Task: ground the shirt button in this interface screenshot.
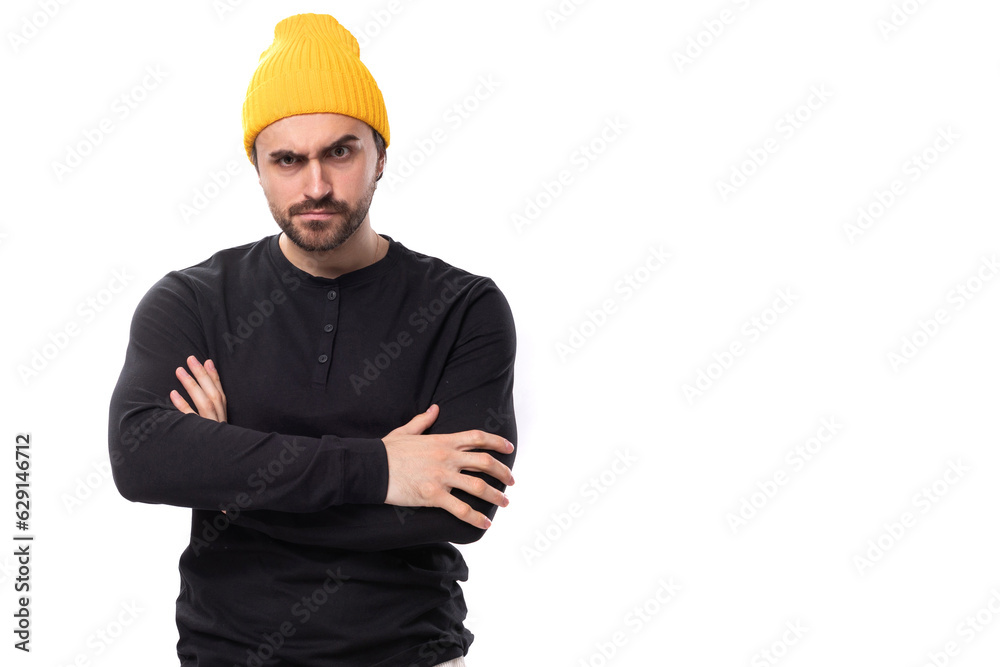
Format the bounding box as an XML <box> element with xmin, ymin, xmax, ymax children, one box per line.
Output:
<box><xmin>318</xmin><ymin>354</ymin><xmax>329</xmax><ymax>364</ymax></box>
<box><xmin>324</xmin><ymin>324</ymin><xmax>334</xmax><ymax>333</ymax></box>
<box><xmin>327</xmin><ymin>290</ymin><xmax>337</xmax><ymax>300</ymax></box>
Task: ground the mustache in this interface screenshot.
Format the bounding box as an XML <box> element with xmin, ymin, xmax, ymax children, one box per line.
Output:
<box><xmin>288</xmin><ymin>197</ymin><xmax>349</xmax><ymax>216</ymax></box>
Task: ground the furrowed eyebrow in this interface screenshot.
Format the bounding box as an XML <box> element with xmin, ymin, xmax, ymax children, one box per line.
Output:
<box><xmin>268</xmin><ymin>134</ymin><xmax>362</xmax><ymax>161</ymax></box>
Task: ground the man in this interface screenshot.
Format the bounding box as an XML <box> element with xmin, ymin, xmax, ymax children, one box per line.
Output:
<box><xmin>108</xmin><ymin>13</ymin><xmax>517</xmax><ymax>667</ymax></box>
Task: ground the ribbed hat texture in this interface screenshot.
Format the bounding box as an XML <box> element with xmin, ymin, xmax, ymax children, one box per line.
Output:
<box><xmin>242</xmin><ymin>13</ymin><xmax>390</xmax><ymax>162</ymax></box>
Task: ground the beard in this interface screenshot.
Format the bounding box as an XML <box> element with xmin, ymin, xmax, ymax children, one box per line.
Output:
<box><xmin>269</xmin><ymin>175</ymin><xmax>377</xmax><ymax>253</ymax></box>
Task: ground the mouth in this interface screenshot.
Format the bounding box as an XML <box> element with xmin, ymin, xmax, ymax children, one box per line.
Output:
<box><xmin>296</xmin><ymin>210</ymin><xmax>338</xmax><ymax>220</ymax></box>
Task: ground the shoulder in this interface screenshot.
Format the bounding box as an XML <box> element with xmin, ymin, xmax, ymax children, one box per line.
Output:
<box><xmin>139</xmin><ymin>236</ymin><xmax>273</xmax><ymax>311</ymax></box>
<box><xmin>172</xmin><ymin>236</ymin><xmax>271</xmax><ymax>287</ymax></box>
<box><xmin>391</xmin><ymin>239</ymin><xmax>516</xmax><ymax>340</ymax></box>
<box><xmin>391</xmin><ymin>239</ymin><xmax>510</xmax><ymax>307</ymax></box>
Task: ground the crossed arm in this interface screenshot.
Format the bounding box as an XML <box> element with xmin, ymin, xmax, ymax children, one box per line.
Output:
<box><xmin>110</xmin><ymin>274</ymin><xmax>517</xmax><ymax>549</ymax></box>
<box><xmin>170</xmin><ymin>354</ymin><xmax>514</xmax><ymax>530</ymax></box>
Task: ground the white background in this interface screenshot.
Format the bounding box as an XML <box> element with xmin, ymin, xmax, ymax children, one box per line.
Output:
<box><xmin>3</xmin><ymin>0</ymin><xmax>1000</xmax><ymax>665</ymax></box>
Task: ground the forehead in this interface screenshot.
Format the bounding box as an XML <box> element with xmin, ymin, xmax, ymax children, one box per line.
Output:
<box><xmin>256</xmin><ymin>113</ymin><xmax>369</xmax><ymax>151</ymax></box>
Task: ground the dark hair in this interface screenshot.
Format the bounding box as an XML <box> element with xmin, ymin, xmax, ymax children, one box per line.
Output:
<box><xmin>250</xmin><ymin>125</ymin><xmax>387</xmax><ymax>181</ymax></box>
<box><xmin>372</xmin><ymin>128</ymin><xmax>386</xmax><ymax>182</ymax></box>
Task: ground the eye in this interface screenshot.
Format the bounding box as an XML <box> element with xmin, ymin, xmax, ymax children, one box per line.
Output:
<box><xmin>278</xmin><ymin>155</ymin><xmax>298</xmax><ymax>166</ymax></box>
<box><xmin>330</xmin><ymin>146</ymin><xmax>350</xmax><ymax>158</ymax></box>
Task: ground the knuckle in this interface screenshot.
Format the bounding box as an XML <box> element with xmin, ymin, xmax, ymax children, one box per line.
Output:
<box><xmin>417</xmin><ymin>481</ymin><xmax>437</xmax><ymax>499</ymax></box>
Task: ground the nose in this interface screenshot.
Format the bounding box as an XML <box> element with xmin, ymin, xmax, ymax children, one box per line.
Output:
<box><xmin>302</xmin><ymin>158</ymin><xmax>332</xmax><ymax>201</ymax></box>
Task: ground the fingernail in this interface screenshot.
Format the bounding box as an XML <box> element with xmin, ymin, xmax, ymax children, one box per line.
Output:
<box><xmin>483</xmin><ymin>517</ymin><xmax>492</xmax><ymax>529</ymax></box>
<box><xmin>206</xmin><ymin>359</ymin><xmax>215</xmax><ymax>371</ymax></box>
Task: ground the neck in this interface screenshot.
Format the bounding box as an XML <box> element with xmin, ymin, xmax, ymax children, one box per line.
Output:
<box><xmin>278</xmin><ymin>220</ymin><xmax>385</xmax><ymax>280</ymax></box>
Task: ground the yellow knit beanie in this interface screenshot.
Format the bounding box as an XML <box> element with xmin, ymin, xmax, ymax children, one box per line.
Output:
<box><xmin>242</xmin><ymin>13</ymin><xmax>390</xmax><ymax>163</ymax></box>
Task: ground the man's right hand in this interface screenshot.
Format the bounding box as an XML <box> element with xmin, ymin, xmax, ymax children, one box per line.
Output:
<box><xmin>382</xmin><ymin>404</ymin><xmax>515</xmax><ymax>530</ymax></box>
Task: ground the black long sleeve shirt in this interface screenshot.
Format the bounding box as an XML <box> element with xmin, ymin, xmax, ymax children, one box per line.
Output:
<box><xmin>107</xmin><ymin>233</ymin><xmax>517</xmax><ymax>666</ymax></box>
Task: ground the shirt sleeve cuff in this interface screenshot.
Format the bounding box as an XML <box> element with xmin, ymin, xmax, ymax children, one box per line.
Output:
<box><xmin>326</xmin><ymin>436</ymin><xmax>389</xmax><ymax>505</ymax></box>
